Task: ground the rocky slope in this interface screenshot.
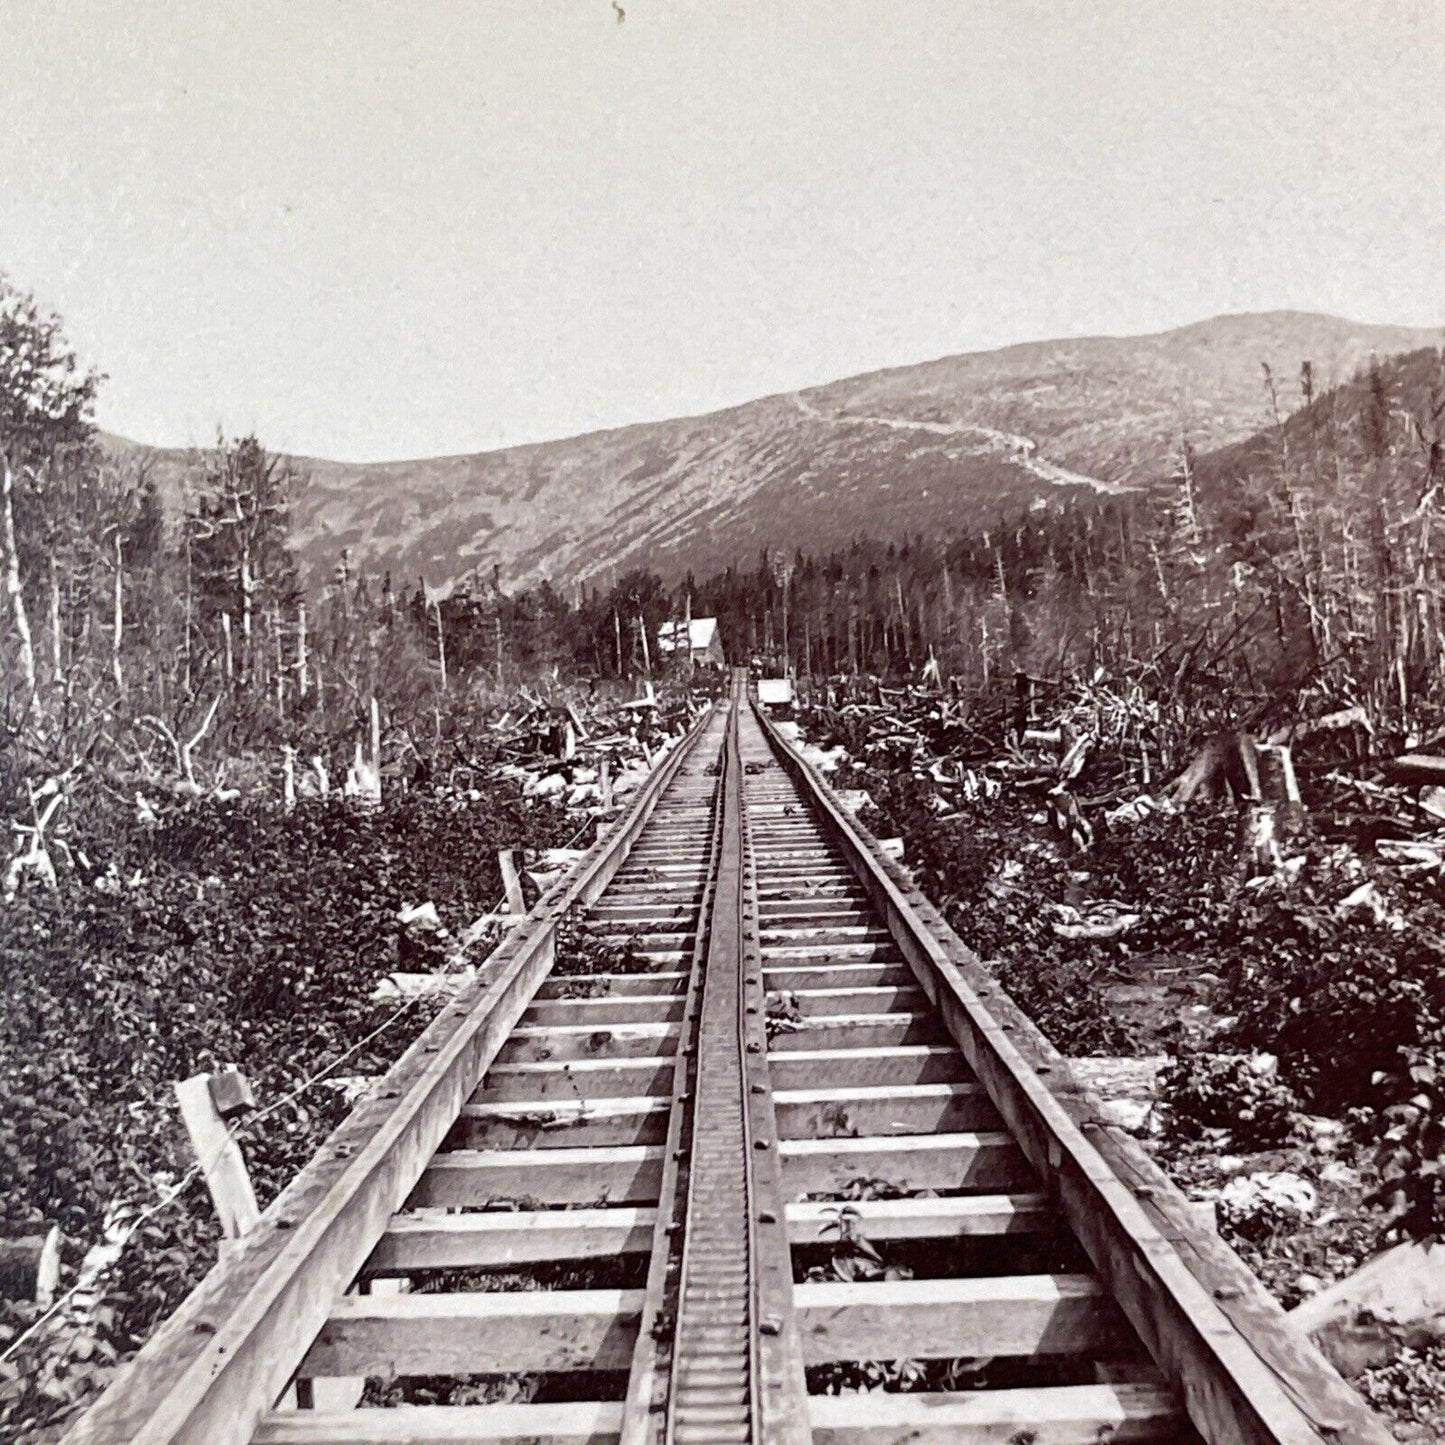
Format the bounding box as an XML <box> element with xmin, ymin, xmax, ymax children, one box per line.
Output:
<box><xmin>107</xmin><ymin>311</ymin><xmax>1439</xmax><ymax>589</ymax></box>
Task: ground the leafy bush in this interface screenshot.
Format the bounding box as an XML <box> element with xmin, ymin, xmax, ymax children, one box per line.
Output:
<box><xmin>1217</xmin><ymin>896</ymin><xmax>1445</xmax><ymax>1115</ymax></box>
<box><xmin>1158</xmin><ymin>1051</ymin><xmax>1298</xmax><ymax>1148</ymax></box>
<box><xmin>0</xmin><ymin>778</ymin><xmax>578</xmax><ymax>1441</ymax></box>
<box><xmin>852</xmin><ymin>765</ymin><xmax>1136</xmax><ymax>1055</ymax></box>
<box><xmin>1365</xmin><ymin>1040</ymin><xmax>1445</xmax><ymax>1242</ymax></box>
<box><xmin>1355</xmin><ymin>1340</ymin><xmax>1445</xmax><ymax>1432</ymax></box>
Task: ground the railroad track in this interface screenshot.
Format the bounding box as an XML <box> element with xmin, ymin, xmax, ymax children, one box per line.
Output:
<box><xmin>65</xmin><ymin>674</ymin><xmax>1389</xmax><ymax>1445</ymax></box>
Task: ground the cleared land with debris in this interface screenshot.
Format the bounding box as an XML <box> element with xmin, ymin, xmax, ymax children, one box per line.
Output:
<box><xmin>791</xmin><ymin>678</ymin><xmax>1445</xmax><ymax>1441</ymax></box>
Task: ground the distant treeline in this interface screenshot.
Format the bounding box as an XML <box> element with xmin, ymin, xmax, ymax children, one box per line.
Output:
<box><xmin>5</xmin><ymin>266</ymin><xmax>1445</xmax><ymax>792</ymax></box>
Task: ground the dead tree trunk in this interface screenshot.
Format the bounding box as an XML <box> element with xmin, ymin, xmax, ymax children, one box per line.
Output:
<box><xmin>111</xmin><ymin>532</ymin><xmax>124</xmax><ymax>695</ymax></box>
<box><xmin>1</xmin><ymin>454</ymin><xmax>37</xmax><ymax>702</ymax></box>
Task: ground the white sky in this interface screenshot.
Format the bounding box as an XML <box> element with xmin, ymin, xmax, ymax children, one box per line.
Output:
<box><xmin>2</xmin><ymin>0</ymin><xmax>1442</xmax><ymax>461</ymax></box>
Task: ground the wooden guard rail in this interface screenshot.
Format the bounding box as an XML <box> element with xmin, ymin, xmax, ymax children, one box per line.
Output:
<box><xmin>751</xmin><ymin>699</ymin><xmax>1390</xmax><ymax>1445</ymax></box>
<box><xmin>61</xmin><ymin>707</ymin><xmax>717</xmax><ymax>1445</ymax></box>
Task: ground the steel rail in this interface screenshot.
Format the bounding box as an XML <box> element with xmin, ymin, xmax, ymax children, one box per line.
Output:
<box><xmin>618</xmin><ymin>699</ymin><xmax>730</xmax><ymax>1444</ymax></box>
<box><xmin>661</xmin><ymin>674</ymin><xmax>809</xmax><ymax>1445</ymax></box>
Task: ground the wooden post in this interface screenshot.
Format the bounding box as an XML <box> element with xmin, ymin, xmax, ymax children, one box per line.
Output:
<box><xmin>273</xmin><ymin>607</ymin><xmax>285</xmax><ymax>718</ymax></box>
<box><xmin>0</xmin><ymin>455</ymin><xmax>37</xmax><ymax>703</ymax></box>
<box><xmin>498</xmin><ymin>848</ymin><xmax>525</xmax><ymax>916</ymax></box>
<box><xmin>48</xmin><ymin>556</ymin><xmax>62</xmax><ymax>690</ymax></box>
<box><xmin>370</xmin><ymin>695</ymin><xmax>382</xmax><ymax>789</ymax></box>
<box><xmin>176</xmin><ymin>1068</ymin><xmax>386</xmax><ymax>1414</ymax></box>
<box><xmin>0</xmin><ymin>1227</ymin><xmax>61</xmax><ymax>1306</ymax></box>
<box><xmin>600</xmin><ymin>756</ymin><xmax>613</xmax><ymax>812</ymax></box>
<box><xmin>174</xmin><ymin>1073</ymin><xmax>260</xmax><ymax>1248</ymax></box>
<box><xmin>111</xmin><ymin>533</ymin><xmax>124</xmax><ymax>695</ymax></box>
<box><xmin>433</xmin><ymin>601</ymin><xmax>447</xmax><ymax>693</ymax></box>
<box><xmin>1012</xmin><ymin>671</ymin><xmax>1031</xmax><ymax>741</ymax></box>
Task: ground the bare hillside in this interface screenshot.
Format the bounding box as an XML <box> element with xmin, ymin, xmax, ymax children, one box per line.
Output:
<box><xmin>106</xmin><ymin>311</ymin><xmax>1439</xmax><ymax>589</ymax></box>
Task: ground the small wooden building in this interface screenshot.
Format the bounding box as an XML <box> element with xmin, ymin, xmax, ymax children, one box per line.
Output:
<box><xmin>658</xmin><ymin>617</ymin><xmax>725</xmax><ymax>668</ymax></box>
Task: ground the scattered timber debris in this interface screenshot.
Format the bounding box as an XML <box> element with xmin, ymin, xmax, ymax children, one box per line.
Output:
<box><xmin>485</xmin><ymin>686</ymin><xmax>700</xmax><ymax>816</ymax></box>
<box><xmin>795</xmin><ymin>670</ymin><xmax>1445</xmax><ymax>881</ymax></box>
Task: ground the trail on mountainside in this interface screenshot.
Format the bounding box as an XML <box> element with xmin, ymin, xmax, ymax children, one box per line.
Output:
<box><xmin>788</xmin><ymin>391</ymin><xmax>1135</xmax><ymax>494</ymax></box>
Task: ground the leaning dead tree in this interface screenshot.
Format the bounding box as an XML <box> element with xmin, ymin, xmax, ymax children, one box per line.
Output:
<box><xmin>135</xmin><ymin>696</ymin><xmax>224</xmax><ymax>796</ymax></box>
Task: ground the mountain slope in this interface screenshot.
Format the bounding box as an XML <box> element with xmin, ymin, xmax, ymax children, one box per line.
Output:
<box><xmin>107</xmin><ymin>312</ymin><xmax>1439</xmax><ymax>589</ymax></box>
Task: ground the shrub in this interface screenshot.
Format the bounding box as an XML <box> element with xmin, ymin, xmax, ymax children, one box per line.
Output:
<box><xmin>1218</xmin><ymin>899</ymin><xmax>1445</xmax><ymax>1115</ymax></box>
<box><xmin>1365</xmin><ymin>1039</ymin><xmax>1445</xmax><ymax>1243</ymax></box>
<box><xmin>1158</xmin><ymin>1050</ymin><xmax>1298</xmax><ymax>1148</ymax></box>
<box><xmin>0</xmin><ymin>777</ymin><xmax>578</xmax><ymax>1441</ymax></box>
<box><xmin>854</xmin><ymin>766</ymin><xmax>1137</xmax><ymax>1055</ymax></box>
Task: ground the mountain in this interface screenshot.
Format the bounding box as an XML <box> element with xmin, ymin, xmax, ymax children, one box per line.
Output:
<box><xmin>106</xmin><ymin>312</ymin><xmax>1440</xmax><ymax>590</ymax></box>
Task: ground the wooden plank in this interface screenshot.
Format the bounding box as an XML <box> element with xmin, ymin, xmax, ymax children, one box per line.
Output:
<box><xmin>766</xmin><ymin>1044</ymin><xmax>965</xmax><ymax>1084</ymax></box>
<box><xmin>59</xmin><ymin>710</ymin><xmax>714</xmax><ymax>1445</ymax></box>
<box><xmin>796</xmin><ymin>1274</ymin><xmax>1122</xmax><ymax>1361</ymax></box>
<box><xmin>761</xmin><ymin>941</ymin><xmax>897</xmax><ymax>962</ymax></box>
<box><xmin>780</xmin><ymin>1132</ymin><xmax>1035</xmax><ymax>1194</ymax></box>
<box><xmin>494</xmin><ymin>1021</ymin><xmax>681</xmax><ymax>1064</ymax></box>
<box><xmin>757</xmin><ymin>900</ymin><xmax>871</xmax><ymax>918</ymax></box>
<box><xmin>756</xmin><ymin>877</ymin><xmax>856</xmax><ymax>893</ymax></box>
<box><xmin>257</xmin><ymin>1402</ymin><xmax>624</xmax><ymax>1444</ymax></box>
<box><xmin>586</xmin><ymin>930</ymin><xmax>696</xmax><ymax>950</ymax></box>
<box><xmin>788</xmin><ymin>1193</ymin><xmax>1051</xmax><ymax>1243</ymax></box>
<box><xmin>1383</xmin><ymin>752</ymin><xmax>1445</xmax><ymax>786</ymax></box>
<box><xmin>174</xmin><ymin>1074</ymin><xmax>260</xmax><ymax>1243</ymax></box>
<box><xmin>366</xmin><ymin>1207</ymin><xmax>655</xmax><ymax>1272</ymax></box>
<box><xmin>758</xmin><ymin>704</ymin><xmax>1391</xmax><ymax>1445</ymax></box>
<box><xmin>369</xmin><ymin>1193</ymin><xmax>1054</xmax><ymax>1274</ymax></box>
<box><xmin>497</xmin><ymin>848</ymin><xmax>525</xmax><ymax>916</ymax></box>
<box><xmin>777</xmin><ymin>985</ymin><xmax>926</xmax><ymax>1016</ymax></box>
<box><xmin>533</xmin><ymin>973</ymin><xmax>688</xmax><ymax>999</ymax></box>
<box><xmin>774</xmin><ymin>1082</ymin><xmax>1000</xmax><ymax>1137</ymax></box>
<box><xmin>587</xmin><ymin>902</ymin><xmax>699</xmax><ymax>920</ymax></box>
<box><xmin>521</xmin><ymin>996</ymin><xmax>685</xmax><ymax>1026</ymax></box>
<box><xmin>763</xmin><ymin>962</ymin><xmax>913</xmax><ymax>988</ymax></box>
<box><xmin>0</xmin><ymin>1226</ymin><xmax>62</xmax><ymax>1305</ymax></box>
<box><xmin>760</xmin><ymin>925</ymin><xmax>892</xmax><ymax>944</ymax></box>
<box><xmin>300</xmin><ymin>1288</ymin><xmax>641</xmax><ymax>1377</ymax></box>
<box><xmin>409</xmin><ymin>1146</ymin><xmax>664</xmax><ymax>1207</ymax></box>
<box><xmin>475</xmin><ymin>1056</ymin><xmax>675</xmax><ymax>1101</ymax></box>
<box><xmin>766</xmin><ymin>1015</ymin><xmax>944</xmax><ymax>1054</ymax></box>
<box><xmin>457</xmin><ymin>1095</ymin><xmax>670</xmax><ymax>1148</ymax></box>
<box><xmin>808</xmin><ymin>1383</ymin><xmax>1182</xmax><ymax>1443</ymax></box>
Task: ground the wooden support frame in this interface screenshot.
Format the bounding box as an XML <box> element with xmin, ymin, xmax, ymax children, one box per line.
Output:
<box><xmin>754</xmin><ymin>702</ymin><xmax>1391</xmax><ymax>1445</ymax></box>
<box><xmin>61</xmin><ymin>706</ymin><xmax>716</xmax><ymax>1445</ymax></box>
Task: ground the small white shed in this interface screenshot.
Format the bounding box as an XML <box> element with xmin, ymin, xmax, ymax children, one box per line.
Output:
<box><xmin>657</xmin><ymin>617</ymin><xmax>725</xmax><ymax>667</ymax></box>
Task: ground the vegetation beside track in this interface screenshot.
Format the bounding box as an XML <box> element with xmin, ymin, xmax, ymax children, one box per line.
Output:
<box><xmin>798</xmin><ymin>691</ymin><xmax>1445</xmax><ymax>1438</ymax></box>
<box><xmin>0</xmin><ymin>778</ymin><xmax>580</xmax><ymax>1443</ymax></box>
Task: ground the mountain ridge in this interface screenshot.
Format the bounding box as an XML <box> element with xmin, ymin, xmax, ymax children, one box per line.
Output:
<box><xmin>103</xmin><ymin>310</ymin><xmax>1441</xmax><ymax>590</ymax></box>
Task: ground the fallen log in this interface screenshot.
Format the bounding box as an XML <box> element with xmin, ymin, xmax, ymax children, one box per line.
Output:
<box><xmin>1290</xmin><ymin>1240</ymin><xmax>1445</xmax><ymax>1378</ymax></box>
